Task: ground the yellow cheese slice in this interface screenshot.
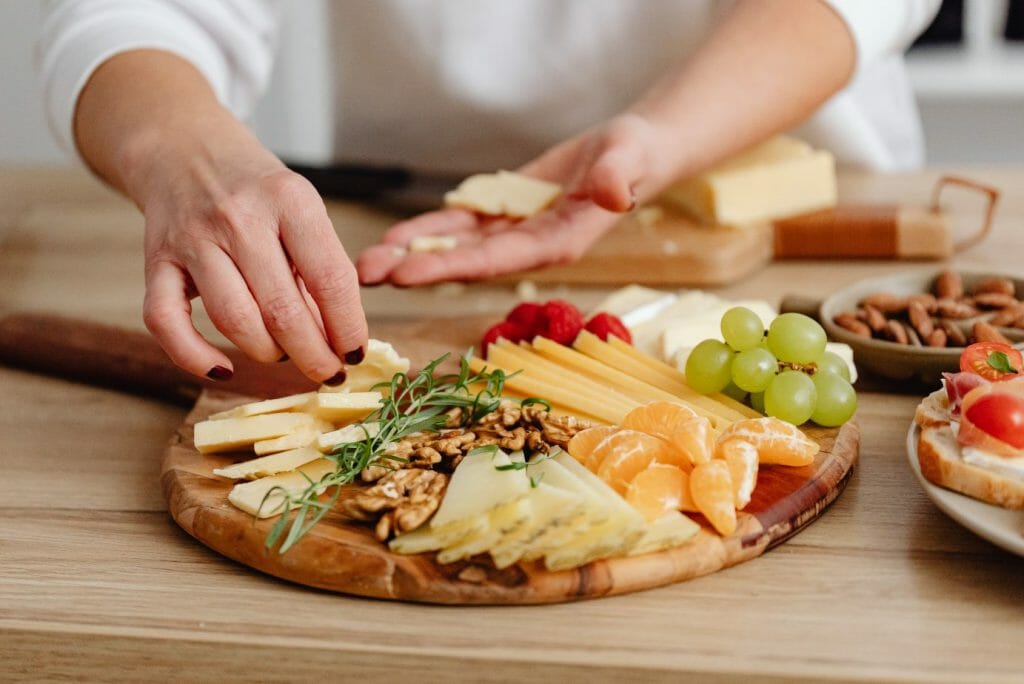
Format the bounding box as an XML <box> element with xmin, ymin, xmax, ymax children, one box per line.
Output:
<box><xmin>306</xmin><ymin>391</ymin><xmax>382</xmax><ymax>424</ymax></box>
<box><xmin>389</xmin><ymin>524</ymin><xmax>446</xmax><ymax>555</ymax></box>
<box><xmin>253</xmin><ymin>418</ymin><xmax>335</xmax><ymax>455</ymax></box>
<box><xmin>663</xmin><ymin>136</ymin><xmax>836</xmax><ymax>226</ymax></box>
<box><xmin>208</xmin><ymin>392</ymin><xmax>317</xmax><ymax>420</ymax></box>
<box><xmin>213</xmin><ymin>446</ymin><xmax>323</xmax><ymax>481</ymax></box>
<box><xmin>193</xmin><ymin>412</ymin><xmax>321</xmax><ymax>454</ymax></box>
<box><xmin>444</xmin><ymin>170</ymin><xmax>561</xmax><ymax>219</ymax></box>
<box><xmin>489</xmin><ymin>481</ymin><xmax>587</xmax><ymax>569</ymax></box>
<box><xmin>628</xmin><ymin>511</ymin><xmax>700</xmax><ymax>556</ymax></box>
<box><xmin>316</xmin><ymin>422</ymin><xmax>381</xmax><ymax>453</ymax></box>
<box><xmin>227</xmin><ymin>458</ymin><xmax>335</xmax><ymax>518</ymax></box>
<box><xmin>436</xmin><ymin>498</ymin><xmax>533</xmax><ymax>565</ymax></box>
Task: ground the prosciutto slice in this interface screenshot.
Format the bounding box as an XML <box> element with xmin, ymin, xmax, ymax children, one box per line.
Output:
<box><xmin>957</xmin><ymin>378</ymin><xmax>1024</xmax><ymax>459</ymax></box>
<box><xmin>943</xmin><ymin>372</ymin><xmax>989</xmax><ymax>418</ymax></box>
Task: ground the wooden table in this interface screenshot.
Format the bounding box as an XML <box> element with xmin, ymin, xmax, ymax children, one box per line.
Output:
<box><xmin>2</xmin><ymin>167</ymin><xmax>1023</xmax><ymax>682</ymax></box>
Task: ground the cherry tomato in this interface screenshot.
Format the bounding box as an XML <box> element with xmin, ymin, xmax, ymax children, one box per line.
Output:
<box><xmin>964</xmin><ymin>392</ymin><xmax>1024</xmax><ymax>449</ymax></box>
<box><xmin>959</xmin><ymin>342</ymin><xmax>1023</xmax><ymax>382</ymax></box>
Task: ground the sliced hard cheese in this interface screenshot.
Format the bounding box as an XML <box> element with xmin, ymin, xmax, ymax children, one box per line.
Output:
<box><xmin>389</xmin><ymin>524</ymin><xmax>446</xmax><ymax>555</ymax></box>
<box><xmin>213</xmin><ymin>446</ymin><xmax>323</xmax><ymax>481</ymax></box>
<box><xmin>193</xmin><ymin>412</ymin><xmax>321</xmax><ymax>454</ymax></box>
<box><xmin>227</xmin><ymin>458</ymin><xmax>335</xmax><ymax>518</ymax></box>
<box><xmin>319</xmin><ymin>339</ymin><xmax>410</xmax><ymax>394</ymax></box>
<box><xmin>306</xmin><ymin>391</ymin><xmax>382</xmax><ymax>423</ymax></box>
<box><xmin>208</xmin><ymin>392</ymin><xmax>316</xmax><ymax>420</ymax></box>
<box><xmin>436</xmin><ymin>498</ymin><xmax>533</xmax><ymax>565</ymax></box>
<box><xmin>429</xmin><ymin>448</ymin><xmax>530</xmax><ymax>545</ymax></box>
<box><xmin>489</xmin><ymin>481</ymin><xmax>587</xmax><ymax>569</ymax></box>
<box><xmin>628</xmin><ymin>511</ymin><xmax>700</xmax><ymax>556</ymax></box>
<box><xmin>444</xmin><ymin>170</ymin><xmax>561</xmax><ymax>219</ymax></box>
<box><xmin>253</xmin><ymin>418</ymin><xmax>334</xmax><ymax>455</ymax></box>
<box><xmin>316</xmin><ymin>422</ymin><xmax>381</xmax><ymax>452</ymax></box>
<box><xmin>663</xmin><ymin>136</ymin><xmax>836</xmax><ymax>226</ymax></box>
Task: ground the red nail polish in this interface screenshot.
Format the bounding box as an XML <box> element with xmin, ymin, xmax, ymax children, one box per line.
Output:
<box><xmin>323</xmin><ymin>370</ymin><xmax>347</xmax><ymax>386</ymax></box>
<box><xmin>206</xmin><ymin>365</ymin><xmax>233</xmax><ymax>381</ymax></box>
<box><xmin>344</xmin><ymin>346</ymin><xmax>365</xmax><ymax>365</ymax></box>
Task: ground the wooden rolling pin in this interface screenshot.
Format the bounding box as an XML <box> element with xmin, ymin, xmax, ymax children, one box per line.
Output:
<box><xmin>0</xmin><ymin>312</ymin><xmax>314</xmax><ymax>405</ymax></box>
<box><xmin>772</xmin><ymin>176</ymin><xmax>999</xmax><ymax>259</ymax></box>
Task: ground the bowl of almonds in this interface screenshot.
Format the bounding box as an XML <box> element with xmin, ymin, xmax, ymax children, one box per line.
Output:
<box><xmin>821</xmin><ymin>269</ymin><xmax>1024</xmax><ymax>383</ymax></box>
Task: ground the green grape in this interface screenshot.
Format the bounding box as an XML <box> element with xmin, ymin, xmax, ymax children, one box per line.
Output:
<box><xmin>720</xmin><ymin>306</ymin><xmax>765</xmax><ymax>352</ymax></box>
<box><xmin>685</xmin><ymin>339</ymin><xmax>733</xmax><ymax>394</ymax></box>
<box><xmin>731</xmin><ymin>348</ymin><xmax>778</xmax><ymax>393</ymax></box>
<box><xmin>767</xmin><ymin>313</ymin><xmax>827</xmax><ymax>365</ymax></box>
<box><xmin>764</xmin><ymin>370</ymin><xmax>817</xmax><ymax>425</ymax></box>
<box><xmin>749</xmin><ymin>391</ymin><xmax>766</xmax><ymax>414</ymax></box>
<box><xmin>811</xmin><ymin>373</ymin><xmax>857</xmax><ymax>426</ymax></box>
<box><xmin>815</xmin><ymin>350</ymin><xmax>852</xmax><ymax>383</ymax></box>
<box><xmin>721</xmin><ymin>381</ymin><xmax>748</xmax><ymax>403</ymax></box>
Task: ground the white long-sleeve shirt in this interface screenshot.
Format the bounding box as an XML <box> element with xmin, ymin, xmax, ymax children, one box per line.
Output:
<box><xmin>38</xmin><ymin>0</ymin><xmax>939</xmax><ymax>174</ymax></box>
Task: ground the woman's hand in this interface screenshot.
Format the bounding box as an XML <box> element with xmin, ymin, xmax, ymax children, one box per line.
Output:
<box><xmin>356</xmin><ymin>114</ymin><xmax>664</xmax><ymax>286</ymax></box>
<box><xmin>76</xmin><ymin>50</ymin><xmax>367</xmax><ymax>384</ymax></box>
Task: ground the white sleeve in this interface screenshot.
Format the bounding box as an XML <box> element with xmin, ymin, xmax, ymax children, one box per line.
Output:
<box><xmin>822</xmin><ymin>0</ymin><xmax>940</xmax><ymax>75</ymax></box>
<box><xmin>37</xmin><ymin>0</ymin><xmax>282</xmax><ymax>156</ymax></box>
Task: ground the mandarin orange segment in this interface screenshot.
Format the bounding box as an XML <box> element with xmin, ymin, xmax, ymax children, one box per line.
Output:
<box><xmin>593</xmin><ymin>429</ymin><xmax>670</xmax><ymax>494</ymax></box>
<box><xmin>690</xmin><ymin>459</ymin><xmax>737</xmax><ymax>536</ymax></box>
<box><xmin>717</xmin><ymin>439</ymin><xmax>759</xmax><ymax>509</ymax></box>
<box><xmin>625</xmin><ymin>463</ymin><xmax>688</xmax><ymax>522</ymax></box>
<box><xmin>567</xmin><ymin>425</ymin><xmax>620</xmax><ymax>471</ymax></box>
<box><xmin>621</xmin><ymin>401</ymin><xmax>701</xmax><ymax>468</ymax></box>
<box><xmin>670</xmin><ymin>416</ymin><xmax>716</xmax><ymax>467</ymax></box>
<box><xmin>717</xmin><ymin>417</ymin><xmax>819</xmax><ymax>466</ymax></box>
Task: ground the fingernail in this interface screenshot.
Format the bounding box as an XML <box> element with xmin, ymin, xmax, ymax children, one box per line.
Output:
<box><xmin>278</xmin><ymin>354</ymin><xmax>289</xmax><ymax>362</ymax></box>
<box><xmin>206</xmin><ymin>365</ymin><xmax>233</xmax><ymax>381</ymax></box>
<box><xmin>627</xmin><ymin>187</ymin><xmax>638</xmax><ymax>212</ymax></box>
<box><xmin>344</xmin><ymin>346</ymin><xmax>365</xmax><ymax>365</ymax></box>
<box><xmin>323</xmin><ymin>370</ymin><xmax>347</xmax><ymax>386</ymax></box>
<box><xmin>567</xmin><ymin>190</ymin><xmax>589</xmax><ymax>202</ymax></box>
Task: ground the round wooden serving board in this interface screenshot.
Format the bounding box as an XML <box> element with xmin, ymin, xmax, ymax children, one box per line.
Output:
<box><xmin>162</xmin><ymin>389</ymin><xmax>859</xmax><ymax>605</ymax></box>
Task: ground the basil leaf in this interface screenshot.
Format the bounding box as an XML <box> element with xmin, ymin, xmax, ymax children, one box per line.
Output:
<box><xmin>987</xmin><ymin>351</ymin><xmax>1020</xmax><ymax>374</ymax></box>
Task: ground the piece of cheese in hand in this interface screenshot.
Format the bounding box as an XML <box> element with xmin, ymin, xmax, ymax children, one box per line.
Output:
<box><xmin>319</xmin><ymin>339</ymin><xmax>410</xmax><ymax>394</ymax></box>
<box><xmin>193</xmin><ymin>412</ymin><xmax>321</xmax><ymax>454</ymax></box>
<box><xmin>213</xmin><ymin>446</ymin><xmax>324</xmax><ymax>481</ymax></box>
<box><xmin>409</xmin><ymin>235</ymin><xmax>458</xmax><ymax>253</ymax></box>
<box><xmin>663</xmin><ymin>136</ymin><xmax>836</xmax><ymax>226</ymax></box>
<box><xmin>306</xmin><ymin>391</ymin><xmax>382</xmax><ymax>423</ymax></box>
<box><xmin>444</xmin><ymin>170</ymin><xmax>561</xmax><ymax>219</ymax></box>
<box><xmin>227</xmin><ymin>458</ymin><xmax>335</xmax><ymax>518</ymax></box>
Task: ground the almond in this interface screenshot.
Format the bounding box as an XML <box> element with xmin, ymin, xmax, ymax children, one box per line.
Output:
<box><xmin>862</xmin><ymin>293</ymin><xmax>907</xmax><ymax>315</ymax></box>
<box><xmin>883</xmin><ymin>319</ymin><xmax>909</xmax><ymax>345</ymax></box>
<box><xmin>971</xmin><ymin>292</ymin><xmax>1019</xmax><ymax>310</ymax></box>
<box><xmin>972</xmin><ymin>277</ymin><xmax>1016</xmax><ymax>297</ymax></box>
<box><xmin>933</xmin><ymin>270</ymin><xmax>963</xmax><ymax>300</ymax></box>
<box><xmin>935</xmin><ymin>298</ymin><xmax>978</xmax><ymax>320</ymax></box>
<box><xmin>926</xmin><ymin>329</ymin><xmax>948</xmax><ymax>348</ymax></box>
<box><xmin>972</xmin><ymin>321</ymin><xmax>1012</xmax><ymax>345</ymax></box>
<box><xmin>833</xmin><ymin>313</ymin><xmax>872</xmax><ymax>338</ymax></box>
<box><xmin>862</xmin><ymin>304</ymin><xmax>888</xmax><ymax>333</ymax></box>
<box><xmin>939</xmin><ymin>320</ymin><xmax>968</xmax><ymax>347</ymax></box>
<box><xmin>989</xmin><ymin>306</ymin><xmax>1024</xmax><ymax>327</ymax></box>
<box><xmin>906</xmin><ymin>293</ymin><xmax>938</xmax><ymax>314</ymax></box>
<box><xmin>908</xmin><ymin>300</ymin><xmax>934</xmax><ymax>339</ymax></box>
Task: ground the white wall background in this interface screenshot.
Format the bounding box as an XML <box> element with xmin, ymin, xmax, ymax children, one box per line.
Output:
<box><xmin>2</xmin><ymin>0</ymin><xmax>1021</xmax><ymax>168</ymax></box>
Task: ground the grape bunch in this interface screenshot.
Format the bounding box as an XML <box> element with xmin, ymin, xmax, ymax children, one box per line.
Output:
<box><xmin>684</xmin><ymin>307</ymin><xmax>856</xmax><ymax>427</ymax></box>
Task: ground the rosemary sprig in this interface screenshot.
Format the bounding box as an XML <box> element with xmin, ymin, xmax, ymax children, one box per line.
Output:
<box><xmin>261</xmin><ymin>350</ymin><xmax>512</xmax><ymax>553</ymax></box>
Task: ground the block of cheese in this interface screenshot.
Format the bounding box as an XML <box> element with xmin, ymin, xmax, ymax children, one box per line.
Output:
<box><xmin>306</xmin><ymin>391</ymin><xmax>382</xmax><ymax>423</ymax></box>
<box><xmin>319</xmin><ymin>339</ymin><xmax>410</xmax><ymax>394</ymax></box>
<box><xmin>444</xmin><ymin>170</ymin><xmax>561</xmax><ymax>219</ymax></box>
<box><xmin>193</xmin><ymin>412</ymin><xmax>321</xmax><ymax>454</ymax></box>
<box><xmin>663</xmin><ymin>136</ymin><xmax>836</xmax><ymax>226</ymax></box>
<box><xmin>213</xmin><ymin>446</ymin><xmax>323</xmax><ymax>480</ymax></box>
<box><xmin>228</xmin><ymin>458</ymin><xmax>335</xmax><ymax>518</ymax></box>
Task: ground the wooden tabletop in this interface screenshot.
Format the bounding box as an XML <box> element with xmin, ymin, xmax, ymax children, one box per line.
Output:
<box><xmin>2</xmin><ymin>166</ymin><xmax>1023</xmax><ymax>682</ymax></box>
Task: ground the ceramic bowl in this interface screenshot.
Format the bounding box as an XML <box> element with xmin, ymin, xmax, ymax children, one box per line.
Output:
<box><xmin>819</xmin><ymin>270</ymin><xmax>1024</xmax><ymax>385</ymax></box>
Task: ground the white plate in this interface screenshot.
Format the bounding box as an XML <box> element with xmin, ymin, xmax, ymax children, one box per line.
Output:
<box><xmin>906</xmin><ymin>423</ymin><xmax>1024</xmax><ymax>556</ymax></box>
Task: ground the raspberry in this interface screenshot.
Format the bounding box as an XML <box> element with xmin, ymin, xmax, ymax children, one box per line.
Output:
<box><xmin>584</xmin><ymin>312</ymin><xmax>632</xmax><ymax>343</ymax></box>
<box><xmin>481</xmin><ymin>320</ymin><xmax>529</xmax><ymax>357</ymax></box>
<box><xmin>537</xmin><ymin>300</ymin><xmax>585</xmax><ymax>346</ymax></box>
<box><xmin>505</xmin><ymin>302</ymin><xmax>544</xmax><ymax>333</ymax></box>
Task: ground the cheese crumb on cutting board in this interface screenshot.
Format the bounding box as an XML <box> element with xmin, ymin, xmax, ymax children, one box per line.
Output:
<box><xmin>444</xmin><ymin>170</ymin><xmax>561</xmax><ymax>218</ymax></box>
<box><xmin>663</xmin><ymin>136</ymin><xmax>836</xmax><ymax>226</ymax></box>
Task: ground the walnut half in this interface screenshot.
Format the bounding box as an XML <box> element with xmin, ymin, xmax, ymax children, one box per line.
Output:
<box><xmin>341</xmin><ymin>469</ymin><xmax>448</xmax><ymax>541</ymax></box>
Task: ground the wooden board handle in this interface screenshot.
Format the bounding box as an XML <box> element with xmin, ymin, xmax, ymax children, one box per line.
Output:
<box><xmin>0</xmin><ymin>312</ymin><xmax>313</xmax><ymax>404</ymax></box>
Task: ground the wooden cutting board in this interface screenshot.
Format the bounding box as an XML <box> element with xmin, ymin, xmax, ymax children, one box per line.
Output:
<box><xmin>503</xmin><ymin>204</ymin><xmax>773</xmax><ymax>286</ymax></box>
<box><xmin>163</xmin><ymin>400</ymin><xmax>856</xmax><ymax>604</ymax></box>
